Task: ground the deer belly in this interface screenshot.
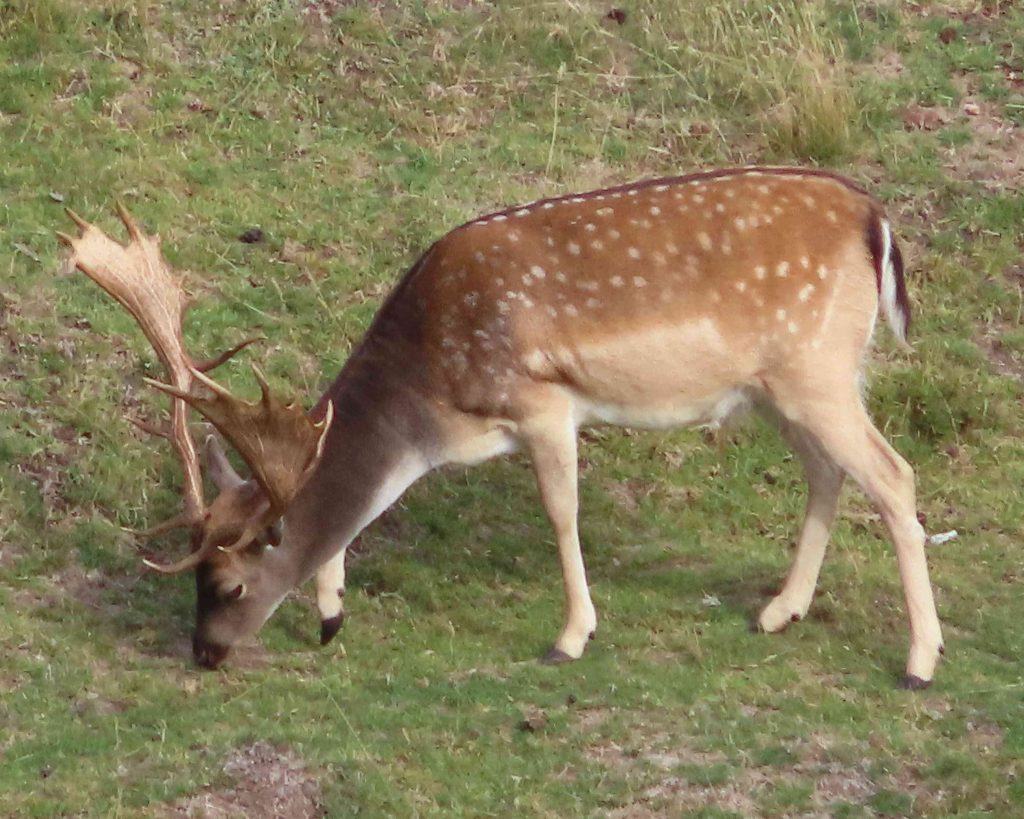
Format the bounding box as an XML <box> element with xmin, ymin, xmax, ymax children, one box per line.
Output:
<box><xmin>569</xmin><ymin>388</ymin><xmax>749</xmax><ymax>431</ymax></box>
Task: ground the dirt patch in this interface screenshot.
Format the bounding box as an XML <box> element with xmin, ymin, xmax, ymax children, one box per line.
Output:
<box><xmin>966</xmin><ymin>719</ymin><xmax>1005</xmax><ymax>753</ymax></box>
<box><xmin>943</xmin><ymin>99</ymin><xmax>1024</xmax><ymax>191</ymax></box>
<box><xmin>976</xmin><ymin>320</ymin><xmax>1024</xmax><ymax>383</ymax></box>
<box><xmin>584</xmin><ymin>715</ymin><xmax>910</xmax><ymax>816</ymax></box>
<box><xmin>164</xmin><ymin>741</ymin><xmax>323</xmax><ymax>818</ymax></box>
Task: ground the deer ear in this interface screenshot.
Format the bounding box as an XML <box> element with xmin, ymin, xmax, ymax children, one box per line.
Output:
<box><xmin>204</xmin><ymin>434</ymin><xmax>244</xmax><ymax>491</ymax></box>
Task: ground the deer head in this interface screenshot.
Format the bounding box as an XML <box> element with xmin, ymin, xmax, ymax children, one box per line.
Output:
<box><xmin>59</xmin><ymin>206</ymin><xmax>333</xmax><ymax>668</ymax></box>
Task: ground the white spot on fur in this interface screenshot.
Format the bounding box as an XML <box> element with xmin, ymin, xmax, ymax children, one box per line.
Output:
<box><xmin>531</xmin><ymin>265</ymin><xmax>546</xmax><ymax>279</ymax></box>
<box><xmin>798</xmin><ymin>284</ymin><xmax>815</xmax><ymax>302</ymax></box>
<box><xmin>650</xmin><ymin>206</ymin><xmax>661</xmax><ymax>216</ymax></box>
<box><xmin>610</xmin><ymin>275</ymin><xmax>624</xmax><ymax>287</ymax></box>
<box><xmin>633</xmin><ymin>276</ymin><xmax>647</xmax><ymax>287</ymax></box>
<box><xmin>697</xmin><ymin>232</ymin><xmax>712</xmax><ymax>250</ymax></box>
<box><xmin>817</xmin><ymin>264</ymin><xmax>829</xmax><ymax>279</ymax></box>
<box><xmin>568</xmin><ymin>242</ymin><xmax>581</xmax><ymax>255</ymax></box>
<box><xmin>787</xmin><ymin>321</ymin><xmax>799</xmax><ymax>334</ymax></box>
<box><xmin>735</xmin><ymin>281</ymin><xmax>747</xmax><ymax>293</ymax></box>
<box><xmin>776</xmin><ymin>308</ymin><xmax>786</xmax><ymax>321</ymax></box>
<box><xmin>628</xmin><ymin>247</ymin><xmax>641</xmax><ymax>259</ymax></box>
<box><xmin>754</xmin><ymin>265</ymin><xmax>766</xmax><ymax>280</ymax></box>
<box><xmin>776</xmin><ymin>261</ymin><xmax>790</xmax><ymax>277</ymax></box>
<box><xmin>523</xmin><ymin>349</ymin><xmax>545</xmax><ymax>370</ymax></box>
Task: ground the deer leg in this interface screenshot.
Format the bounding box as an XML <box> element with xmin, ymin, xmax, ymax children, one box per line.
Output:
<box><xmin>316</xmin><ymin>548</ymin><xmax>347</xmax><ymax>646</ymax></box>
<box><xmin>521</xmin><ymin>404</ymin><xmax>597</xmax><ymax>664</ymax></box>
<box><xmin>779</xmin><ymin>393</ymin><xmax>943</xmax><ymax>687</ymax></box>
<box><xmin>758</xmin><ymin>421</ymin><xmax>845</xmax><ymax>632</ymax></box>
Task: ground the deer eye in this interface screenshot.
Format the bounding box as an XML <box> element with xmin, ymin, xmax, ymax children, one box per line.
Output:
<box><xmin>225</xmin><ymin>583</ymin><xmax>246</xmax><ymax>601</ymax></box>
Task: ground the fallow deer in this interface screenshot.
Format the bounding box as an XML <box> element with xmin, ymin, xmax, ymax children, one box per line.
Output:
<box><xmin>59</xmin><ymin>167</ymin><xmax>943</xmax><ymax>688</ymax></box>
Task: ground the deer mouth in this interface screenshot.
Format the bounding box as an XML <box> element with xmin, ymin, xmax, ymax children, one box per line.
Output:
<box><xmin>192</xmin><ymin>635</ymin><xmax>230</xmax><ymax>670</ymax></box>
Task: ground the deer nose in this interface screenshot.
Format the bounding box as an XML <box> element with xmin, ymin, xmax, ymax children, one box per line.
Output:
<box><xmin>192</xmin><ymin>634</ymin><xmax>229</xmax><ymax>669</ymax></box>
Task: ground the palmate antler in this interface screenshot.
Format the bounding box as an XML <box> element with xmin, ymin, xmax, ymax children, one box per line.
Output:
<box><xmin>148</xmin><ymin>365</ymin><xmax>333</xmax><ymax>554</ymax></box>
<box><xmin>58</xmin><ymin>205</ymin><xmax>331</xmax><ymax>572</ymax></box>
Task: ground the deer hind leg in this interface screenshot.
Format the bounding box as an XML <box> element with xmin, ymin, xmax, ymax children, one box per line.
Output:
<box><xmin>316</xmin><ymin>548</ymin><xmax>347</xmax><ymax>646</ymax></box>
<box><xmin>518</xmin><ymin>395</ymin><xmax>597</xmax><ymax>664</ymax></box>
<box><xmin>774</xmin><ymin>387</ymin><xmax>943</xmax><ymax>687</ymax></box>
<box><xmin>758</xmin><ymin>419</ymin><xmax>845</xmax><ymax>633</ymax></box>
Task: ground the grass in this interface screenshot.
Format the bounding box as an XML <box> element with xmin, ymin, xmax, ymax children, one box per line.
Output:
<box><xmin>2</xmin><ymin>0</ymin><xmax>1024</xmax><ymax>815</ymax></box>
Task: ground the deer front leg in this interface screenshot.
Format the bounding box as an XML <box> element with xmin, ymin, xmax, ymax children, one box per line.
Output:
<box><xmin>316</xmin><ymin>548</ymin><xmax>347</xmax><ymax>646</ymax></box>
<box><xmin>521</xmin><ymin>404</ymin><xmax>597</xmax><ymax>664</ymax></box>
<box><xmin>759</xmin><ymin>422</ymin><xmax>844</xmax><ymax>632</ymax></box>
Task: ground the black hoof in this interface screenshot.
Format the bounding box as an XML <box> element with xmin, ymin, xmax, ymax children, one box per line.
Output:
<box><xmin>320</xmin><ymin>613</ymin><xmax>345</xmax><ymax>646</ymax></box>
<box><xmin>790</xmin><ymin>612</ymin><xmax>801</xmax><ymax>623</ymax></box>
<box><xmin>588</xmin><ymin>631</ymin><xmax>596</xmax><ymax>641</ymax></box>
<box><xmin>541</xmin><ymin>647</ymin><xmax>575</xmax><ymax>665</ymax></box>
<box><xmin>900</xmin><ymin>674</ymin><xmax>932</xmax><ymax>691</ymax></box>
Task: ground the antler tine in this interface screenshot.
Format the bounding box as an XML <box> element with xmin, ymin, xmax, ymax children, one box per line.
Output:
<box><xmin>253</xmin><ymin>364</ymin><xmax>273</xmax><ymax>404</ymax></box>
<box><xmin>143</xmin><ymin>551</ymin><xmax>207</xmax><ymax>574</ymax></box>
<box><xmin>194</xmin><ymin>336</ymin><xmax>262</xmax><ymax>373</ymax></box>
<box><xmin>115</xmin><ymin>200</ymin><xmax>142</xmax><ymax>240</ymax></box>
<box><xmin>65</xmin><ymin>208</ymin><xmax>90</xmax><ymax>230</ymax></box>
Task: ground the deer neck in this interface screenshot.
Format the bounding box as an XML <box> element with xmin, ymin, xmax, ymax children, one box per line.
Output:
<box><xmin>276</xmin><ymin>345</ymin><xmax>439</xmax><ymax>584</ymax></box>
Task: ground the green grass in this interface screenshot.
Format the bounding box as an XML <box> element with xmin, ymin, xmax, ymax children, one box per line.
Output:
<box><xmin>2</xmin><ymin>0</ymin><xmax>1024</xmax><ymax>815</ymax></box>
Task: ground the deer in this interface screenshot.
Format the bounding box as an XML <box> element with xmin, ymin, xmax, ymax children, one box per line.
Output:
<box><xmin>58</xmin><ymin>166</ymin><xmax>943</xmax><ymax>689</ymax></box>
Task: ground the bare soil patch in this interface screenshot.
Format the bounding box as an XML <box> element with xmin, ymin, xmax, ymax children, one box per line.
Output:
<box><xmin>164</xmin><ymin>741</ymin><xmax>323</xmax><ymax>818</ymax></box>
<box><xmin>944</xmin><ymin>99</ymin><xmax>1024</xmax><ymax>190</ymax></box>
<box><xmin>976</xmin><ymin>319</ymin><xmax>1024</xmax><ymax>383</ymax></box>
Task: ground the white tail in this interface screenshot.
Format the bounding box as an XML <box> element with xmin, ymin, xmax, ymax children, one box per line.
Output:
<box><xmin>877</xmin><ymin>218</ymin><xmax>911</xmax><ymax>345</ymax></box>
<box><xmin>66</xmin><ymin>167</ymin><xmax>942</xmax><ymax>688</ymax></box>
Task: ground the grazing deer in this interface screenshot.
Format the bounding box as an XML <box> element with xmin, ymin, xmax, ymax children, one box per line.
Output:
<box><xmin>59</xmin><ymin>167</ymin><xmax>943</xmax><ymax>688</ymax></box>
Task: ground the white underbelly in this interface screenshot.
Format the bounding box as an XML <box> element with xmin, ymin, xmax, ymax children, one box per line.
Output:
<box><xmin>569</xmin><ymin>388</ymin><xmax>749</xmax><ymax>431</ymax></box>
